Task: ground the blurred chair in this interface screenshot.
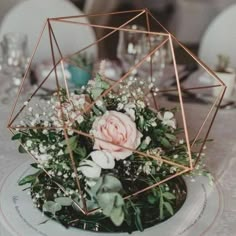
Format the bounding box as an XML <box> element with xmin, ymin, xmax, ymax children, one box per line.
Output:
<box><xmin>169</xmin><ymin>0</ymin><xmax>217</xmax><ymax>44</ymax></box>
<box><xmin>0</xmin><ymin>0</ymin><xmax>26</xmax><ymax>23</ymax></box>
<box><xmin>0</xmin><ymin>0</ymin><xmax>97</xmax><ymax>64</ymax></box>
<box><xmin>199</xmin><ymin>4</ymin><xmax>236</xmax><ymax>69</ymax></box>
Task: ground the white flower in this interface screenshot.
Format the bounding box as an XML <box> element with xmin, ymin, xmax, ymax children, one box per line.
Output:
<box><xmin>39</xmin><ymin>145</ymin><xmax>46</xmax><ymax>153</ymax></box>
<box><xmin>44</xmin><ymin>121</ymin><xmax>49</xmax><ymax>127</ymax></box>
<box><xmin>124</xmin><ymin>103</ymin><xmax>136</xmax><ymax>121</ymax></box>
<box><xmin>117</xmin><ymin>103</ymin><xmax>124</xmax><ymax>111</ymax></box>
<box><xmin>157</xmin><ymin>111</ymin><xmax>176</xmax><ymax>129</ymax></box>
<box><xmin>179</xmin><ymin>139</ymin><xmax>184</xmax><ymax>144</ymax></box>
<box><xmin>24</xmin><ymin>101</ymin><xmax>28</xmax><ymax>106</ymax></box>
<box><xmin>173</xmin><ymin>154</ymin><xmax>178</xmax><ymax>159</ymax></box>
<box><xmin>37</xmin><ymin>154</ymin><xmax>51</xmax><ymax>164</ymax></box>
<box><xmin>26</xmin><ymin>140</ymin><xmax>33</xmax><ymax>147</ymax></box>
<box><xmin>137</xmin><ymin>100</ymin><xmax>145</xmax><ymax>109</ymax></box>
<box><xmin>143</xmin><ymin>161</ymin><xmax>152</xmax><ymax>175</ymax></box>
<box><xmin>76</xmin><ymin>115</ymin><xmax>84</xmax><ymax>124</ymax></box>
<box><xmin>42</xmin><ymin>130</ymin><xmax>48</xmax><ymax>135</ymax></box>
<box><xmin>67</xmin><ymin>129</ymin><xmax>74</xmax><ymax>135</ymax></box>
<box><xmin>95</xmin><ymin>100</ymin><xmax>103</xmax><ymax>107</ymax></box>
<box><xmin>79</xmin><ymin>160</ymin><xmax>101</xmax><ymax>178</ymax></box>
<box><xmin>144</xmin><ymin>136</ymin><xmax>151</xmax><ymax>145</ymax></box>
<box><xmin>58</xmin><ymin>150</ymin><xmax>64</xmax><ymax>156</ymax></box>
<box><xmin>90</xmin><ymin>150</ymin><xmax>115</xmax><ymax>169</ymax></box>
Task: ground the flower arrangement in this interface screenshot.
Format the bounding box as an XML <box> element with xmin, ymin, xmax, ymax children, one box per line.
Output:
<box><xmin>12</xmin><ymin>68</ymin><xmax>209</xmax><ymax>233</ymax></box>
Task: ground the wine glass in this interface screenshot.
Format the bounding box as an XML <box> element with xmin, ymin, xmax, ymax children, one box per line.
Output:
<box><xmin>0</xmin><ymin>32</ymin><xmax>29</xmax><ymax>103</ymax></box>
<box><xmin>117</xmin><ymin>24</ymin><xmax>146</xmax><ymax>73</ymax></box>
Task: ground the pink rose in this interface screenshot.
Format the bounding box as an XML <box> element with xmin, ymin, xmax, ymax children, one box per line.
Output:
<box><xmin>92</xmin><ymin>111</ymin><xmax>142</xmax><ymax>160</ymax></box>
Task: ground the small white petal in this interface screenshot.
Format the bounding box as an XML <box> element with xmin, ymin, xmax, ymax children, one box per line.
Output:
<box><xmin>163</xmin><ymin>111</ymin><xmax>174</xmax><ymax>120</ymax></box>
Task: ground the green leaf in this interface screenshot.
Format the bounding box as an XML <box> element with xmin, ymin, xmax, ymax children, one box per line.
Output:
<box><xmin>160</xmin><ymin>137</ymin><xmax>171</xmax><ymax>148</ymax></box>
<box><xmin>91</xmin><ymin>88</ymin><xmax>104</xmax><ymax>100</ymax></box>
<box><xmin>97</xmin><ymin>192</ymin><xmax>116</xmax><ymax>216</ymax></box>
<box><xmin>159</xmin><ymin>196</ymin><xmax>164</xmax><ymax>220</ymax></box>
<box><xmin>163</xmin><ymin>201</ymin><xmax>174</xmax><ymax>215</ymax></box>
<box><xmin>165</xmin><ymin>133</ymin><xmax>176</xmax><ymax>141</ymax></box>
<box><xmin>101</xmin><ymin>175</ymin><xmax>123</xmax><ymax>193</ymax></box>
<box><xmin>30</xmin><ymin>163</ymin><xmax>39</xmax><ymax>169</ymax></box>
<box><xmin>114</xmin><ymin>193</ymin><xmax>124</xmax><ymax>207</ymax></box>
<box><xmin>134</xmin><ymin>207</ymin><xmax>143</xmax><ymax>232</ymax></box>
<box><xmin>12</xmin><ymin>133</ymin><xmax>22</xmax><ymax>140</ymax></box>
<box><xmin>65</xmin><ymin>136</ymin><xmax>77</xmax><ymax>154</ymax></box>
<box><xmin>18</xmin><ymin>145</ymin><xmax>27</xmax><ymax>153</ymax></box>
<box><xmin>55</xmin><ymin>197</ymin><xmax>73</xmax><ymax>206</ymax></box>
<box><xmin>147</xmin><ymin>194</ymin><xmax>157</xmax><ymax>204</ymax></box>
<box><xmin>18</xmin><ymin>174</ymin><xmax>36</xmax><ymax>186</ymax></box>
<box><xmin>110</xmin><ymin>207</ymin><xmax>124</xmax><ymax>226</ymax></box>
<box><xmin>163</xmin><ymin>192</ymin><xmax>176</xmax><ymax>200</ymax></box>
<box><xmin>89</xmin><ymin>177</ymin><xmax>104</xmax><ymax>196</ymax></box>
<box><xmin>74</xmin><ymin>146</ymin><xmax>87</xmax><ymax>157</ymax></box>
<box><xmin>43</xmin><ymin>201</ymin><xmax>62</xmax><ymax>215</ymax></box>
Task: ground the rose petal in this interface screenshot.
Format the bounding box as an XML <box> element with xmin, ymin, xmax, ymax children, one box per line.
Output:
<box><xmin>79</xmin><ymin>160</ymin><xmax>101</xmax><ymax>178</ymax></box>
<box><xmin>90</xmin><ymin>150</ymin><xmax>115</xmax><ymax>169</ymax></box>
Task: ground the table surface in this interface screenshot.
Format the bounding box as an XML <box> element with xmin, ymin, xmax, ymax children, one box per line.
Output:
<box><xmin>0</xmin><ymin>72</ymin><xmax>236</xmax><ymax>236</ymax></box>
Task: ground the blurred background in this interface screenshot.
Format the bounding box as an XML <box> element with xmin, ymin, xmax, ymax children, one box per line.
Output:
<box><xmin>0</xmin><ymin>0</ymin><xmax>236</xmax><ymax>60</ymax></box>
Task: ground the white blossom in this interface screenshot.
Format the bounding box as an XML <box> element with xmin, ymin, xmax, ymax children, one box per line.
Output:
<box><xmin>157</xmin><ymin>111</ymin><xmax>176</xmax><ymax>129</ymax></box>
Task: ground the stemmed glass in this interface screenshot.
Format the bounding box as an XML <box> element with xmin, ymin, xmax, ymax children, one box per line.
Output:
<box><xmin>117</xmin><ymin>25</ymin><xmax>169</xmax><ymax>93</ymax></box>
<box><xmin>0</xmin><ymin>32</ymin><xmax>29</xmax><ymax>103</ymax></box>
<box><xmin>117</xmin><ymin>25</ymin><xmax>146</xmax><ymax>73</ymax></box>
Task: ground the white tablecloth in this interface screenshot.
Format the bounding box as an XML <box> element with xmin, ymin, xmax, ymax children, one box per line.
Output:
<box><xmin>0</xmin><ymin>73</ymin><xmax>236</xmax><ymax>235</ymax></box>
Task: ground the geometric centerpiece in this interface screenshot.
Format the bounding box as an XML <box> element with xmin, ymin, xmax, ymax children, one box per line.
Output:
<box><xmin>7</xmin><ymin>9</ymin><xmax>225</xmax><ymax>233</ymax></box>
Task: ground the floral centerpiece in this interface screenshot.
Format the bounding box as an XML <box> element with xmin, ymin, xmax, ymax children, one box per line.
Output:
<box><xmin>12</xmin><ymin>69</ymin><xmax>209</xmax><ymax>233</ymax></box>
<box><xmin>8</xmin><ymin>8</ymin><xmax>225</xmax><ymax>234</ymax></box>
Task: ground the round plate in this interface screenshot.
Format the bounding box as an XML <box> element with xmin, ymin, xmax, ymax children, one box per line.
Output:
<box><xmin>0</xmin><ymin>161</ymin><xmax>223</xmax><ymax>236</ymax></box>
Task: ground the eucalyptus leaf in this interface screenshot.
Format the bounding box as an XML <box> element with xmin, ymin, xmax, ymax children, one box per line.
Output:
<box><xmin>162</xmin><ymin>192</ymin><xmax>176</xmax><ymax>200</ymax></box>
<box><xmin>89</xmin><ymin>177</ymin><xmax>104</xmax><ymax>196</ymax></box>
<box><xmin>163</xmin><ymin>201</ymin><xmax>174</xmax><ymax>215</ymax></box>
<box><xmin>91</xmin><ymin>88</ymin><xmax>104</xmax><ymax>100</ymax></box>
<box><xmin>110</xmin><ymin>206</ymin><xmax>124</xmax><ymax>226</ymax></box>
<box><xmin>55</xmin><ymin>197</ymin><xmax>73</xmax><ymax>206</ymax></box>
<box><xmin>43</xmin><ymin>201</ymin><xmax>62</xmax><ymax>215</ymax></box>
<box><xmin>101</xmin><ymin>175</ymin><xmax>123</xmax><ymax>193</ymax></box>
<box><xmin>134</xmin><ymin>207</ymin><xmax>143</xmax><ymax>232</ymax></box>
<box><xmin>97</xmin><ymin>192</ymin><xmax>116</xmax><ymax>216</ymax></box>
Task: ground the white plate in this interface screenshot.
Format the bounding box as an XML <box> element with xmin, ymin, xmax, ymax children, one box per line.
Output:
<box><xmin>0</xmin><ymin>161</ymin><xmax>223</xmax><ymax>236</ymax></box>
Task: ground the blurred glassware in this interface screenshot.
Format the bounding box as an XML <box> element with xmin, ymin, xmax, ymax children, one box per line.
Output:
<box><xmin>0</xmin><ymin>32</ymin><xmax>29</xmax><ymax>104</ymax></box>
<box><xmin>1</xmin><ymin>32</ymin><xmax>28</xmax><ymax>76</ymax></box>
<box><xmin>117</xmin><ymin>24</ymin><xmax>146</xmax><ymax>73</ymax></box>
<box><xmin>117</xmin><ymin>25</ymin><xmax>171</xmax><ymax>91</ymax></box>
<box><xmin>144</xmin><ymin>34</ymin><xmax>167</xmax><ymax>79</ymax></box>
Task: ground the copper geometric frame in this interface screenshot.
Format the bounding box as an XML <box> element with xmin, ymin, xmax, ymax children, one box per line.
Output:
<box><xmin>7</xmin><ymin>9</ymin><xmax>226</xmax><ymax>215</ymax></box>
